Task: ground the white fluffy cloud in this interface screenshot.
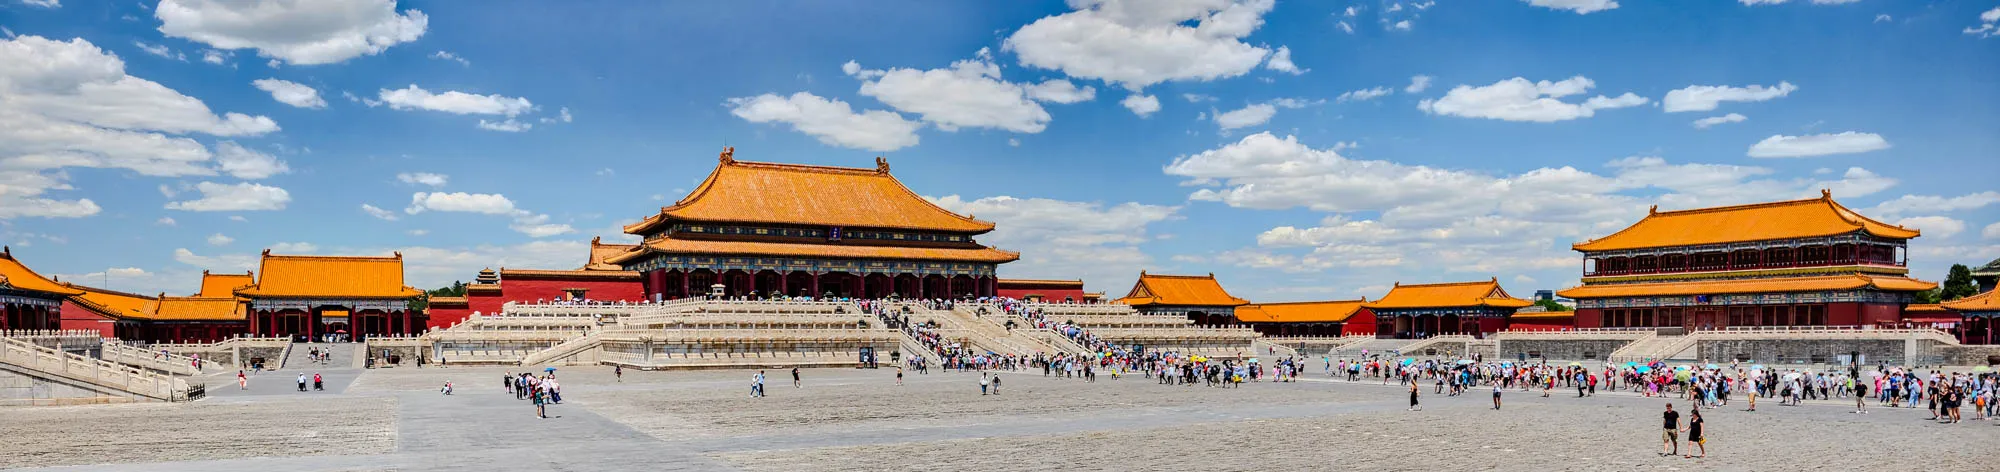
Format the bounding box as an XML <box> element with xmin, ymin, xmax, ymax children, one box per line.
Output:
<box><xmin>212</xmin><ymin>141</ymin><xmax>289</xmax><ymax>179</ymax></box>
<box><xmin>929</xmin><ymin>194</ymin><xmax>1178</xmax><ymax>292</ymax></box>
<box><xmin>1985</xmin><ymin>222</ymin><xmax>2000</xmax><ymax>240</ymax></box>
<box><xmin>378</xmin><ymin>85</ymin><xmax>533</xmax><ymax>116</ymax></box>
<box><xmin>1213</xmin><ymin>103</ymin><xmax>1276</xmax><ymax>130</ymax></box>
<box><xmin>1024</xmin><ymin>79</ymin><xmax>1097</xmax><ymax>104</ymax></box>
<box><xmin>1895</xmin><ymin>216</ymin><xmax>1966</xmax><ymax>239</ymax></box>
<box><xmin>1404</xmin><ymin>75</ymin><xmax>1432</xmax><ymax>93</ymax></box>
<box><xmin>360</xmin><ymin>203</ymin><xmax>398</xmax><ymax>221</ymax></box>
<box><xmin>0</xmin><ymin>35</ymin><xmax>301</xmax><ymax>218</ymax></box>
<box><xmin>164</xmin><ymin>182</ymin><xmax>291</xmax><ymax>211</ymax></box>
<box><xmin>1746</xmin><ymin>132</ymin><xmax>1891</xmax><ymax>158</ymax></box>
<box><xmin>1867</xmin><ymin>192</ymin><xmax>2000</xmax><ymax>218</ymax></box>
<box><xmin>726</xmin><ymin>92</ymin><xmax>922</xmax><ymax>152</ymax></box>
<box><xmin>476</xmin><ymin>119</ymin><xmax>531</xmax><ymax>132</ymax></box>
<box><xmin>1419</xmin><ymin>76</ymin><xmax>1647</xmax><ymax>122</ymax></box>
<box><xmin>1967</xmin><ymin>7</ymin><xmax>2000</xmax><ymax>38</ymax></box>
<box><xmin>1004</xmin><ymin>0</ymin><xmax>1277</xmax><ymax>90</ymax></box>
<box><xmin>430</xmin><ymin>50</ymin><xmax>468</xmax><ymax>66</ymax></box>
<box><xmin>1337</xmin><ymin>86</ymin><xmax>1392</xmax><ymax>102</ymax></box>
<box><xmin>1121</xmin><ymin>93</ymin><xmax>1161</xmax><ymax>117</ymax></box>
<box><xmin>1692</xmin><ymin>113</ymin><xmax>1747</xmax><ymax>129</ymax></box>
<box><xmin>405</xmin><ymin>191</ymin><xmax>573</xmax><ymax>237</ymax></box>
<box><xmin>1525</xmin><ymin>0</ymin><xmax>1620</xmax><ymax>14</ymax></box>
<box><xmin>1662</xmin><ymin>82</ymin><xmax>1796</xmax><ymax>112</ymax></box>
<box><xmin>1165</xmin><ymin>133</ymin><xmax>1901</xmax><ymax>276</ymax></box>
<box><xmin>850</xmin><ymin>52</ymin><xmax>1053</xmax><ymax>133</ymax></box>
<box><xmin>1264</xmin><ymin>46</ymin><xmax>1305</xmax><ymax>75</ymax></box>
<box><xmin>251</xmin><ymin>78</ymin><xmax>325</xmax><ymax>109</ymax></box>
<box><xmin>155</xmin><ymin>0</ymin><xmax>428</xmax><ymax>66</ymax></box>
<box><xmin>396</xmin><ymin>172</ymin><xmax>447</xmax><ymax>187</ymax></box>
<box><xmin>206</xmin><ymin>233</ymin><xmax>233</xmax><ymax>246</ymax></box>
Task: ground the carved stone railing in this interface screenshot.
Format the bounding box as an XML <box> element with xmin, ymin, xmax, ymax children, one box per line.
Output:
<box><xmin>0</xmin><ymin>337</ymin><xmax>197</xmax><ymax>401</ymax></box>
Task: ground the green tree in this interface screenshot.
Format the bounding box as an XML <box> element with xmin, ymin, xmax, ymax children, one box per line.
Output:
<box><xmin>1913</xmin><ymin>288</ymin><xmax>1943</xmax><ymax>305</ymax></box>
<box><xmin>1942</xmin><ymin>264</ymin><xmax>1978</xmax><ymax>301</ymax></box>
<box><xmin>1533</xmin><ymin>299</ymin><xmax>1572</xmax><ymax>312</ymax></box>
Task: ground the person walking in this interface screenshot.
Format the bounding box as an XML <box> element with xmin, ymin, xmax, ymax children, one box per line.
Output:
<box><xmin>1853</xmin><ymin>376</ymin><xmax>1869</xmax><ymax>414</ymax></box>
<box><xmin>1682</xmin><ymin>409</ymin><xmax>1705</xmax><ymax>458</ymax></box>
<box><xmin>614</xmin><ymin>365</ymin><xmax>623</xmax><ymax>383</ymax></box>
<box><xmin>237</xmin><ymin>370</ymin><xmax>247</xmax><ymax>390</ymax></box>
<box><xmin>1408</xmin><ymin>382</ymin><xmax>1421</xmax><ymax>411</ymax></box>
<box><xmin>751</xmin><ymin>370</ymin><xmax>766</xmax><ymax>398</ymax></box>
<box><xmin>991</xmin><ymin>374</ymin><xmax>1002</xmax><ymax>395</ymax></box>
<box><xmin>531</xmin><ymin>382</ymin><xmax>547</xmax><ymax>419</ymax></box>
<box><xmin>296</xmin><ymin>373</ymin><xmax>307</xmax><ymax>392</ymax></box>
<box><xmin>313</xmin><ymin>372</ymin><xmax>324</xmax><ymax>391</ymax></box>
<box><xmin>1661</xmin><ymin>403</ymin><xmax>1681</xmax><ymax>457</ymax></box>
<box><xmin>896</xmin><ymin>366</ymin><xmax>904</xmax><ymax>386</ymax></box>
<box><xmin>980</xmin><ymin>373</ymin><xmax>991</xmax><ymax>395</ymax></box>
<box><xmin>792</xmin><ymin>367</ymin><xmax>801</xmax><ymax>388</ymax></box>
<box><xmin>1492</xmin><ymin>381</ymin><xmax>1503</xmax><ymax>410</ymax></box>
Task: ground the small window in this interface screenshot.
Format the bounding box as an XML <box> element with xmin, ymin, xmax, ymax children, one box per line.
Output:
<box><xmin>1582</xmin><ymin>352</ymin><xmax>1597</xmax><ymax>360</ymax></box>
<box><xmin>1527</xmin><ymin>350</ymin><xmax>1542</xmax><ymax>358</ymax></box>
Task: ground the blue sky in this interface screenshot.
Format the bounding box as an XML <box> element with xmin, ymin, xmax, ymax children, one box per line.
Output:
<box><xmin>2</xmin><ymin>0</ymin><xmax>1996</xmax><ymax>302</ymax></box>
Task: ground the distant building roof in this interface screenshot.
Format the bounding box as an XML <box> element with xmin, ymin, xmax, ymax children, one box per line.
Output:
<box><xmin>1235</xmin><ymin>299</ymin><xmax>1367</xmax><ymax>323</ymax></box>
<box><xmin>606</xmin><ymin>236</ymin><xmax>1019</xmax><ymax>264</ymax></box>
<box><xmin>1116</xmin><ymin>272</ymin><xmax>1249</xmax><ymax>307</ymax></box>
<box><xmin>196</xmin><ymin>271</ymin><xmax>255</xmax><ymax>298</ymax></box>
<box><xmin>585</xmin><ymin>237</ymin><xmax>637</xmax><ymax>271</ymax></box>
<box><xmin>1943</xmin><ymin>290</ymin><xmax>2000</xmax><ymax>313</ymax></box>
<box><xmin>0</xmin><ymin>247</ymin><xmax>84</xmax><ymax>297</ymax></box>
<box><xmin>1573</xmin><ymin>191</ymin><xmax>1919</xmax><ymax>252</ymax></box>
<box><xmin>1365</xmin><ymin>278</ymin><xmax>1532</xmax><ymax>310</ymax></box>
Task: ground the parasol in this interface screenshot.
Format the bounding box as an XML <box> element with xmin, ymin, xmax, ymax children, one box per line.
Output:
<box><xmin>1457</xmin><ymin>359</ymin><xmax>1475</xmax><ymax>365</ymax></box>
<box><xmin>1568</xmin><ymin>361</ymin><xmax>1583</xmax><ymax>367</ymax></box>
<box><xmin>1636</xmin><ymin>366</ymin><xmax>1653</xmax><ymax>374</ymax></box>
<box><xmin>1705</xmin><ymin>363</ymin><xmax>1720</xmax><ymax>370</ymax></box>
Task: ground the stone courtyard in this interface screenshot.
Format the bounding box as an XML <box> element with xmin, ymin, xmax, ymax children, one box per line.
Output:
<box><xmin>3</xmin><ymin>364</ymin><xmax>1991</xmax><ymax>471</ymax></box>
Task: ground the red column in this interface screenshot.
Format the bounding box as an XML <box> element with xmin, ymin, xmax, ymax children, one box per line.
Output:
<box><xmin>680</xmin><ymin>271</ymin><xmax>691</xmax><ymax>298</ymax></box>
<box><xmin>307</xmin><ymin>309</ymin><xmax>316</xmax><ymax>340</ymax></box>
<box><xmin>778</xmin><ymin>272</ymin><xmax>788</xmax><ymax>297</ymax></box>
<box><xmin>809</xmin><ymin>273</ymin><xmax>821</xmax><ymax>298</ymax></box>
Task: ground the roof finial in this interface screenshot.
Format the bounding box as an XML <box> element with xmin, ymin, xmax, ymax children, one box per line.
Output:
<box><xmin>261</xmin><ymin>249</ymin><xmax>271</xmax><ymax>256</ymax></box>
<box><xmin>393</xmin><ymin>251</ymin><xmax>403</xmax><ymax>259</ymax></box>
<box><xmin>1393</xmin><ymin>281</ymin><xmax>1401</xmax><ymax>287</ymax></box>
<box><xmin>1648</xmin><ymin>205</ymin><xmax>1657</xmax><ymax>215</ymax></box>
<box><xmin>1820</xmin><ymin>188</ymin><xmax>1831</xmax><ymax>200</ymax></box>
<box><xmin>875</xmin><ymin>156</ymin><xmax>890</xmax><ymax>173</ymax></box>
<box><xmin>720</xmin><ymin>146</ymin><xmax>735</xmax><ymax>164</ymax></box>
<box><xmin>2</xmin><ymin>246</ymin><xmax>9</xmax><ymax>257</ymax></box>
<box><xmin>591</xmin><ymin>236</ymin><xmax>601</xmax><ymax>245</ymax></box>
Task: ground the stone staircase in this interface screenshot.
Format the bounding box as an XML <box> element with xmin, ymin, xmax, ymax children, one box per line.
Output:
<box><xmin>1252</xmin><ymin>339</ymin><xmax>1301</xmax><ymax>358</ymax></box>
<box><xmin>1608</xmin><ymin>334</ymin><xmax>1692</xmax><ymax>364</ymax></box>
<box><xmin>518</xmin><ymin>331</ymin><xmax>603</xmax><ymax>366</ymax></box>
<box><xmin>282</xmin><ymin>342</ymin><xmax>358</xmax><ymax>370</ymax></box>
<box><xmin>1331</xmin><ymin>338</ymin><xmax>1414</xmax><ymax>359</ymax></box>
<box><xmin>0</xmin><ymin>336</ymin><xmax>199</xmax><ymax>402</ymax></box>
<box><xmin>99</xmin><ymin>340</ymin><xmax>224</xmax><ymax>376</ymax></box>
<box><xmin>921</xmin><ymin>304</ymin><xmax>1061</xmax><ymax>355</ymax></box>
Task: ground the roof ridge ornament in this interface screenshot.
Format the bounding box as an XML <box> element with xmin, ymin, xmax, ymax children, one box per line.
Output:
<box><xmin>1648</xmin><ymin>205</ymin><xmax>1657</xmax><ymax>215</ymax></box>
<box><xmin>720</xmin><ymin>146</ymin><xmax>735</xmax><ymax>164</ymax></box>
<box><xmin>875</xmin><ymin>156</ymin><xmax>890</xmax><ymax>174</ymax></box>
<box><xmin>1820</xmin><ymin>188</ymin><xmax>1831</xmax><ymax>200</ymax></box>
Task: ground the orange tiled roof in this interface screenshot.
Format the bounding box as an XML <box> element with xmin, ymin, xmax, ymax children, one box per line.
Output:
<box><xmin>1365</xmin><ymin>278</ymin><xmax>1534</xmax><ymax>310</ymax></box>
<box><xmin>1116</xmin><ymin>272</ymin><xmax>1249</xmax><ymax>307</ymax></box>
<box><xmin>1943</xmin><ymin>290</ymin><xmax>2000</xmax><ymax>312</ymax></box>
<box><xmin>0</xmin><ymin>247</ymin><xmax>84</xmax><ymax>297</ymax></box>
<box><xmin>235</xmin><ymin>251</ymin><xmax>423</xmax><ymax>299</ymax></box>
<box><xmin>1235</xmin><ymin>299</ymin><xmax>1367</xmax><ymax>323</ymax></box>
<box><xmin>1556</xmin><ymin>274</ymin><xmax>1937</xmax><ymax>299</ymax></box>
<box><xmin>1903</xmin><ymin>304</ymin><xmax>1946</xmax><ymax>313</ymax></box>
<box><xmin>196</xmin><ymin>270</ymin><xmax>255</xmax><ymax>298</ymax></box>
<box><xmin>1574</xmin><ymin>191</ymin><xmax>1919</xmax><ymax>252</ymax></box>
<box><xmin>501</xmin><ymin>268</ymin><xmax>642</xmax><ymax>280</ymax></box>
<box><xmin>585</xmin><ymin>236</ymin><xmax>638</xmax><ymax>271</ymax></box>
<box><xmin>149</xmin><ymin>296</ymin><xmax>246</xmax><ymax>321</ymax></box>
<box><xmin>624</xmin><ymin>151</ymin><xmax>995</xmax><ymax>234</ymax></box>
<box><xmin>606</xmin><ymin>236</ymin><xmax>1020</xmax><ymax>264</ymax></box>
<box><xmin>1510</xmin><ymin>310</ymin><xmax>1576</xmax><ymax>319</ymax></box>
<box><xmin>427</xmin><ymin>296</ymin><xmax>470</xmax><ymax>305</ymax></box>
<box><xmin>63</xmin><ymin>283</ymin><xmax>157</xmax><ymax>319</ymax></box>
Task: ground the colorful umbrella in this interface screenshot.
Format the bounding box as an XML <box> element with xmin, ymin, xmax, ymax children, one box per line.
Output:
<box><xmin>1636</xmin><ymin>366</ymin><xmax>1653</xmax><ymax>374</ymax></box>
<box><xmin>1456</xmin><ymin>359</ymin><xmax>1475</xmax><ymax>365</ymax></box>
<box><xmin>1624</xmin><ymin>361</ymin><xmax>1638</xmax><ymax>368</ymax></box>
<box><xmin>1705</xmin><ymin>364</ymin><xmax>1720</xmax><ymax>369</ymax></box>
<box><xmin>1568</xmin><ymin>361</ymin><xmax>1583</xmax><ymax>367</ymax></box>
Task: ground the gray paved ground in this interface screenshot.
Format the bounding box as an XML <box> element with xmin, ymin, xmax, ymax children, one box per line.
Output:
<box><xmin>4</xmin><ymin>365</ymin><xmax>1993</xmax><ymax>471</ymax></box>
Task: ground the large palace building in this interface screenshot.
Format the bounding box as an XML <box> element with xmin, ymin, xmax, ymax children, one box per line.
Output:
<box><xmin>1559</xmin><ymin>192</ymin><xmax>1937</xmax><ymax>331</ymax></box>
<box><xmin>598</xmin><ymin>149</ymin><xmax>1018</xmax><ymax>300</ymax></box>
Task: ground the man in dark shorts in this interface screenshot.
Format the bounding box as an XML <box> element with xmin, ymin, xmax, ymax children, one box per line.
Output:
<box><xmin>1661</xmin><ymin>403</ymin><xmax>1680</xmax><ymax>457</ymax></box>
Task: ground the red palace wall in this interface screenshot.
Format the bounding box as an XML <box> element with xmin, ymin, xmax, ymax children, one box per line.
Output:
<box><xmin>1573</xmin><ymin>308</ymin><xmax>1603</xmax><ymax>328</ymax></box>
<box><xmin>428</xmin><ymin>277</ymin><xmax>645</xmax><ymax>330</ymax></box>
<box><xmin>1343</xmin><ymin>309</ymin><xmax>1378</xmax><ymax>336</ymax></box>
<box><xmin>1508</xmin><ymin>317</ymin><xmax>1576</xmax><ymax>331</ymax></box>
<box><xmin>427</xmin><ymin>304</ymin><xmax>472</xmax><ymax>330</ymax></box>
<box><xmin>996</xmin><ymin>284</ymin><xmax>1089</xmax><ymax>302</ymax></box>
<box><xmin>58</xmin><ymin>299</ymin><xmax>117</xmax><ymax>337</ymax></box>
<box><xmin>1568</xmin><ymin>303</ymin><xmax>1899</xmax><ymax>330</ymax></box>
<box><xmin>1477</xmin><ymin>317</ymin><xmax>1510</xmax><ymax>334</ymax></box>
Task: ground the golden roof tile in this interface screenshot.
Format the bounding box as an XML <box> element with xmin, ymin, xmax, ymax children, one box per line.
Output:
<box><xmin>427</xmin><ymin>296</ymin><xmax>470</xmax><ymax>305</ymax></box>
<box><xmin>1573</xmin><ymin>191</ymin><xmax>1919</xmax><ymax>252</ymax></box>
<box><xmin>234</xmin><ymin>251</ymin><xmax>423</xmax><ymax>299</ymax></box>
<box><xmin>196</xmin><ymin>270</ymin><xmax>255</xmax><ymax>298</ymax></box>
<box><xmin>1365</xmin><ymin>278</ymin><xmax>1533</xmax><ymax>310</ymax></box>
<box><xmin>606</xmin><ymin>236</ymin><xmax>1020</xmax><ymax>264</ymax></box>
<box><xmin>585</xmin><ymin>236</ymin><xmax>638</xmax><ymax>271</ymax></box>
<box><xmin>1556</xmin><ymin>274</ymin><xmax>1937</xmax><ymax>299</ymax></box>
<box><xmin>1115</xmin><ymin>272</ymin><xmax>1249</xmax><ymax>307</ymax></box>
<box><xmin>1509</xmin><ymin>311</ymin><xmax>1576</xmax><ymax>319</ymax></box>
<box><xmin>623</xmin><ymin>151</ymin><xmax>995</xmax><ymax>234</ymax></box>
<box><xmin>148</xmin><ymin>296</ymin><xmax>246</xmax><ymax>321</ymax></box>
<box><xmin>1235</xmin><ymin>299</ymin><xmax>1368</xmax><ymax>323</ymax></box>
<box><xmin>63</xmin><ymin>283</ymin><xmax>156</xmax><ymax>319</ymax></box>
<box><xmin>0</xmin><ymin>247</ymin><xmax>84</xmax><ymax>296</ymax></box>
<box><xmin>1942</xmin><ymin>290</ymin><xmax>2000</xmax><ymax>312</ymax></box>
<box><xmin>1903</xmin><ymin>303</ymin><xmax>1947</xmax><ymax>313</ymax></box>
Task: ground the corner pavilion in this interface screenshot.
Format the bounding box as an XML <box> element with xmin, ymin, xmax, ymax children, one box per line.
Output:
<box><xmin>1559</xmin><ymin>192</ymin><xmax>1936</xmax><ymax>332</ymax></box>
<box><xmin>602</xmin><ymin>149</ymin><xmax>1019</xmax><ymax>300</ymax></box>
<box><xmin>1366</xmin><ymin>278</ymin><xmax>1533</xmax><ymax>339</ymax></box>
<box><xmin>237</xmin><ymin>251</ymin><xmax>425</xmax><ymax>340</ymax></box>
